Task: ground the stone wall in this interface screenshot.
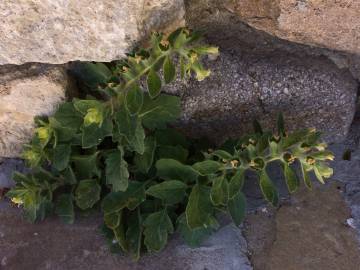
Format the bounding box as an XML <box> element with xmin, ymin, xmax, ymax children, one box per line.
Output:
<box><xmin>0</xmin><ymin>0</ymin><xmax>359</xmax><ymax>158</ymax></box>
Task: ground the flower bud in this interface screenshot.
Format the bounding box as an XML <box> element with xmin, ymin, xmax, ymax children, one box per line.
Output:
<box><xmin>84</xmin><ymin>108</ymin><xmax>103</xmax><ymax>126</ymax></box>
<box><xmin>35</xmin><ymin>126</ymin><xmax>51</xmax><ymax>146</ymax></box>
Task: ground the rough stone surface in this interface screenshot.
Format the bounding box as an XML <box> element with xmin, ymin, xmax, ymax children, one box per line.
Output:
<box><xmin>0</xmin><ymin>0</ymin><xmax>184</xmax><ymax>65</ymax></box>
<box><xmin>0</xmin><ymin>64</ymin><xmax>72</xmax><ymax>158</ymax></box>
<box><xmin>185</xmin><ymin>0</ymin><xmax>360</xmax><ymax>82</ymax></box>
<box><xmin>244</xmin><ymin>183</ymin><xmax>360</xmax><ymax>270</ymax></box>
<box><xmin>187</xmin><ymin>0</ymin><xmax>360</xmax><ymax>55</ymax></box>
<box><xmin>166</xmin><ymin>51</ymin><xmax>358</xmax><ymax>143</ymax></box>
<box><xmin>0</xmin><ymin>202</ymin><xmax>252</xmax><ymax>270</ymax></box>
<box><xmin>0</xmin><ymin>159</ymin><xmax>25</xmax><ymax>188</ymax></box>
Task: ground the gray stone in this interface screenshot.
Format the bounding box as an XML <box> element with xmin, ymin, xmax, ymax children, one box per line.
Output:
<box><xmin>0</xmin><ymin>0</ymin><xmax>184</xmax><ymax>64</ymax></box>
<box><xmin>166</xmin><ymin>51</ymin><xmax>358</xmax><ymax>144</ymax></box>
<box><xmin>0</xmin><ymin>202</ymin><xmax>252</xmax><ymax>270</ymax></box>
<box><xmin>0</xmin><ymin>158</ymin><xmax>25</xmax><ymax>188</ymax></box>
<box><xmin>0</xmin><ymin>64</ymin><xmax>73</xmax><ymax>157</ymax></box>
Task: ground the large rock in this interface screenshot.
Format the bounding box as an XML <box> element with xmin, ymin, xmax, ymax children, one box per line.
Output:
<box><xmin>189</xmin><ymin>0</ymin><xmax>360</xmax><ymax>55</ymax></box>
<box><xmin>0</xmin><ymin>64</ymin><xmax>72</xmax><ymax>157</ymax></box>
<box><xmin>0</xmin><ymin>0</ymin><xmax>184</xmax><ymax>65</ymax></box>
<box><xmin>0</xmin><ymin>202</ymin><xmax>252</xmax><ymax>270</ymax></box>
<box><xmin>166</xmin><ymin>51</ymin><xmax>358</xmax><ymax>143</ymax></box>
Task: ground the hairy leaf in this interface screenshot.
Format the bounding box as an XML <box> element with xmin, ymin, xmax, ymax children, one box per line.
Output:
<box><xmin>143</xmin><ymin>209</ymin><xmax>174</xmax><ymax>252</ymax></box>
<box><xmin>259</xmin><ymin>170</ymin><xmax>279</xmax><ymax>207</ymax></box>
<box><xmin>146</xmin><ymin>180</ymin><xmax>187</xmax><ymax>204</ymax></box>
<box><xmin>55</xmin><ymin>194</ymin><xmax>74</xmax><ymax>224</ymax></box>
<box><xmin>156</xmin><ymin>159</ymin><xmax>198</xmax><ymax>183</ymax></box>
<box><xmin>147</xmin><ymin>69</ymin><xmax>162</xmax><ymax>98</ymax></box>
<box><xmin>75</xmin><ymin>179</ymin><xmax>101</xmax><ymax>210</ymax></box>
<box><xmin>105</xmin><ymin>148</ymin><xmax>129</xmax><ymax>192</ymax></box>
<box><xmin>186</xmin><ymin>184</ymin><xmax>213</xmax><ymax>229</ymax></box>
<box><xmin>228</xmin><ymin>191</ymin><xmax>246</xmax><ymax>226</ymax></box>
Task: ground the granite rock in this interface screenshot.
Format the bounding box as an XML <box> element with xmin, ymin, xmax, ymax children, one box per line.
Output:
<box><xmin>166</xmin><ymin>51</ymin><xmax>358</xmax><ymax>143</ymax></box>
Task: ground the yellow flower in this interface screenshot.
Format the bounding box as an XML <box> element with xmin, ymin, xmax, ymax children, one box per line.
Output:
<box><xmin>11</xmin><ymin>197</ymin><xmax>23</xmax><ymax>205</ymax></box>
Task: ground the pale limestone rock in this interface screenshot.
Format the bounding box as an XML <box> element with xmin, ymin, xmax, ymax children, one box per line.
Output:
<box><xmin>0</xmin><ymin>64</ymin><xmax>71</xmax><ymax>157</ymax></box>
<box><xmin>0</xmin><ymin>0</ymin><xmax>184</xmax><ymax>64</ymax></box>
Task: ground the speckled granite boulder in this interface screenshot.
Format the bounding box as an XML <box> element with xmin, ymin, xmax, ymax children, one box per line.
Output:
<box><xmin>0</xmin><ymin>64</ymin><xmax>73</xmax><ymax>157</ymax></box>
<box><xmin>0</xmin><ymin>202</ymin><xmax>252</xmax><ymax>270</ymax></box>
<box><xmin>166</xmin><ymin>51</ymin><xmax>358</xmax><ymax>143</ymax></box>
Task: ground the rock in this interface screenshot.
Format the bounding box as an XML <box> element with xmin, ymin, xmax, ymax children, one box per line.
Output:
<box><xmin>185</xmin><ymin>0</ymin><xmax>360</xmax><ymax>82</ymax></box>
<box><xmin>188</xmin><ymin>0</ymin><xmax>360</xmax><ymax>55</ymax></box>
<box><xmin>166</xmin><ymin>51</ymin><xmax>358</xmax><ymax>143</ymax></box>
<box><xmin>0</xmin><ymin>64</ymin><xmax>73</xmax><ymax>157</ymax></box>
<box><xmin>0</xmin><ymin>202</ymin><xmax>252</xmax><ymax>270</ymax></box>
<box><xmin>244</xmin><ymin>183</ymin><xmax>360</xmax><ymax>270</ymax></box>
<box><xmin>0</xmin><ymin>0</ymin><xmax>184</xmax><ymax>65</ymax></box>
<box><xmin>0</xmin><ymin>158</ymin><xmax>26</xmax><ymax>188</ymax></box>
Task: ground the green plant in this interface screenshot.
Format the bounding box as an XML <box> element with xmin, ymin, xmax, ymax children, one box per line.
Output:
<box><xmin>7</xmin><ymin>28</ymin><xmax>334</xmax><ymax>260</ymax></box>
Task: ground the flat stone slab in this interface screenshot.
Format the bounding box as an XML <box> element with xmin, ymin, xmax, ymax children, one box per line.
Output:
<box><xmin>244</xmin><ymin>183</ymin><xmax>360</xmax><ymax>270</ymax></box>
<box><xmin>0</xmin><ymin>202</ymin><xmax>252</xmax><ymax>270</ymax></box>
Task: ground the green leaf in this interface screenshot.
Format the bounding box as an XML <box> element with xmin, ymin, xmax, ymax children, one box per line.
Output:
<box><xmin>62</xmin><ymin>167</ymin><xmax>77</xmax><ymax>185</ymax></box>
<box><xmin>104</xmin><ymin>211</ymin><xmax>121</xmax><ymax>229</ymax></box>
<box><xmin>115</xmin><ymin>107</ymin><xmax>145</xmax><ymax>154</ymax></box>
<box><xmin>192</xmin><ymin>160</ymin><xmax>222</xmax><ymax>176</ymax></box>
<box><xmin>156</xmin><ymin>159</ymin><xmax>198</xmax><ymax>183</ymax></box>
<box><xmin>126</xmin><ymin>209</ymin><xmax>142</xmax><ymax>260</ymax></box>
<box><xmin>71</xmin><ymin>152</ymin><xmax>100</xmax><ymax>180</ymax></box>
<box><xmin>282</xmin><ymin>163</ymin><xmax>299</xmax><ymax>193</ymax></box>
<box><xmin>259</xmin><ymin>170</ymin><xmax>279</xmax><ymax>207</ymax></box>
<box><xmin>81</xmin><ymin>118</ymin><xmax>113</xmax><ymax>148</ymax></box>
<box><xmin>112</xmin><ymin>213</ymin><xmax>128</xmax><ymax>252</ymax></box>
<box><xmin>211</xmin><ymin>150</ymin><xmax>233</xmax><ymax>160</ymax></box>
<box><xmin>143</xmin><ymin>209</ymin><xmax>174</xmax><ymax>252</ymax></box>
<box><xmin>163</xmin><ymin>56</ymin><xmax>176</xmax><ymax>84</ymax></box>
<box><xmin>301</xmin><ymin>162</ymin><xmax>312</xmax><ymax>190</ymax></box>
<box><xmin>73</xmin><ymin>99</ymin><xmax>103</xmax><ymax>115</ymax></box>
<box><xmin>157</xmin><ymin>145</ymin><xmax>188</xmax><ymax>163</ymax></box>
<box><xmin>253</xmin><ymin>119</ymin><xmax>263</xmax><ymax>134</ymax></box>
<box><xmin>53</xmin><ymin>102</ymin><xmax>83</xmax><ymax>130</ymax></box>
<box><xmin>147</xmin><ymin>69</ymin><xmax>162</xmax><ymax>98</ymax></box>
<box><xmin>155</xmin><ymin>128</ymin><xmax>189</xmax><ymax>148</ymax></box>
<box><xmin>229</xmin><ymin>168</ymin><xmax>245</xmax><ymax>198</ymax></box>
<box><xmin>55</xmin><ymin>194</ymin><xmax>74</xmax><ymax>224</ymax></box>
<box><xmin>52</xmin><ymin>144</ymin><xmax>71</xmax><ymax>171</ymax></box>
<box><xmin>228</xmin><ymin>191</ymin><xmax>246</xmax><ymax>226</ymax></box>
<box><xmin>73</xmin><ymin>62</ymin><xmax>112</xmax><ymax>88</ymax></box>
<box><xmin>140</xmin><ymin>94</ymin><xmax>181</xmax><ymax>130</ymax></box>
<box><xmin>146</xmin><ymin>180</ymin><xmax>187</xmax><ymax>204</ymax></box>
<box><xmin>125</xmin><ymin>85</ymin><xmax>144</xmax><ymax>115</ymax></box>
<box><xmin>177</xmin><ymin>214</ymin><xmax>217</xmax><ymax>247</ymax></box>
<box><xmin>75</xmin><ymin>179</ymin><xmax>101</xmax><ymax>210</ymax></box>
<box><xmin>210</xmin><ymin>176</ymin><xmax>229</xmax><ymax>206</ymax></box>
<box><xmin>105</xmin><ymin>148</ymin><xmax>129</xmax><ymax>192</ymax></box>
<box><xmin>134</xmin><ymin>136</ymin><xmax>157</xmax><ymax>173</ymax></box>
<box><xmin>102</xmin><ymin>181</ymin><xmax>146</xmax><ymax>214</ymax></box>
<box><xmin>277</xmin><ymin>113</ymin><xmax>285</xmax><ymax>136</ymax></box>
<box><xmin>186</xmin><ymin>184</ymin><xmax>213</xmax><ymax>229</ymax></box>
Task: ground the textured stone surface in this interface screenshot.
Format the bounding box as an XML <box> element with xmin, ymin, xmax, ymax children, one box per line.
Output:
<box><xmin>0</xmin><ymin>0</ymin><xmax>184</xmax><ymax>65</ymax></box>
<box><xmin>185</xmin><ymin>0</ymin><xmax>360</xmax><ymax>82</ymax></box>
<box><xmin>0</xmin><ymin>202</ymin><xmax>252</xmax><ymax>270</ymax></box>
<box><xmin>0</xmin><ymin>64</ymin><xmax>72</xmax><ymax>157</ymax></box>
<box><xmin>166</xmin><ymin>51</ymin><xmax>358</xmax><ymax>143</ymax></box>
<box><xmin>187</xmin><ymin>0</ymin><xmax>360</xmax><ymax>55</ymax></box>
<box><xmin>244</xmin><ymin>183</ymin><xmax>360</xmax><ymax>270</ymax></box>
<box><xmin>0</xmin><ymin>159</ymin><xmax>25</xmax><ymax>188</ymax></box>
